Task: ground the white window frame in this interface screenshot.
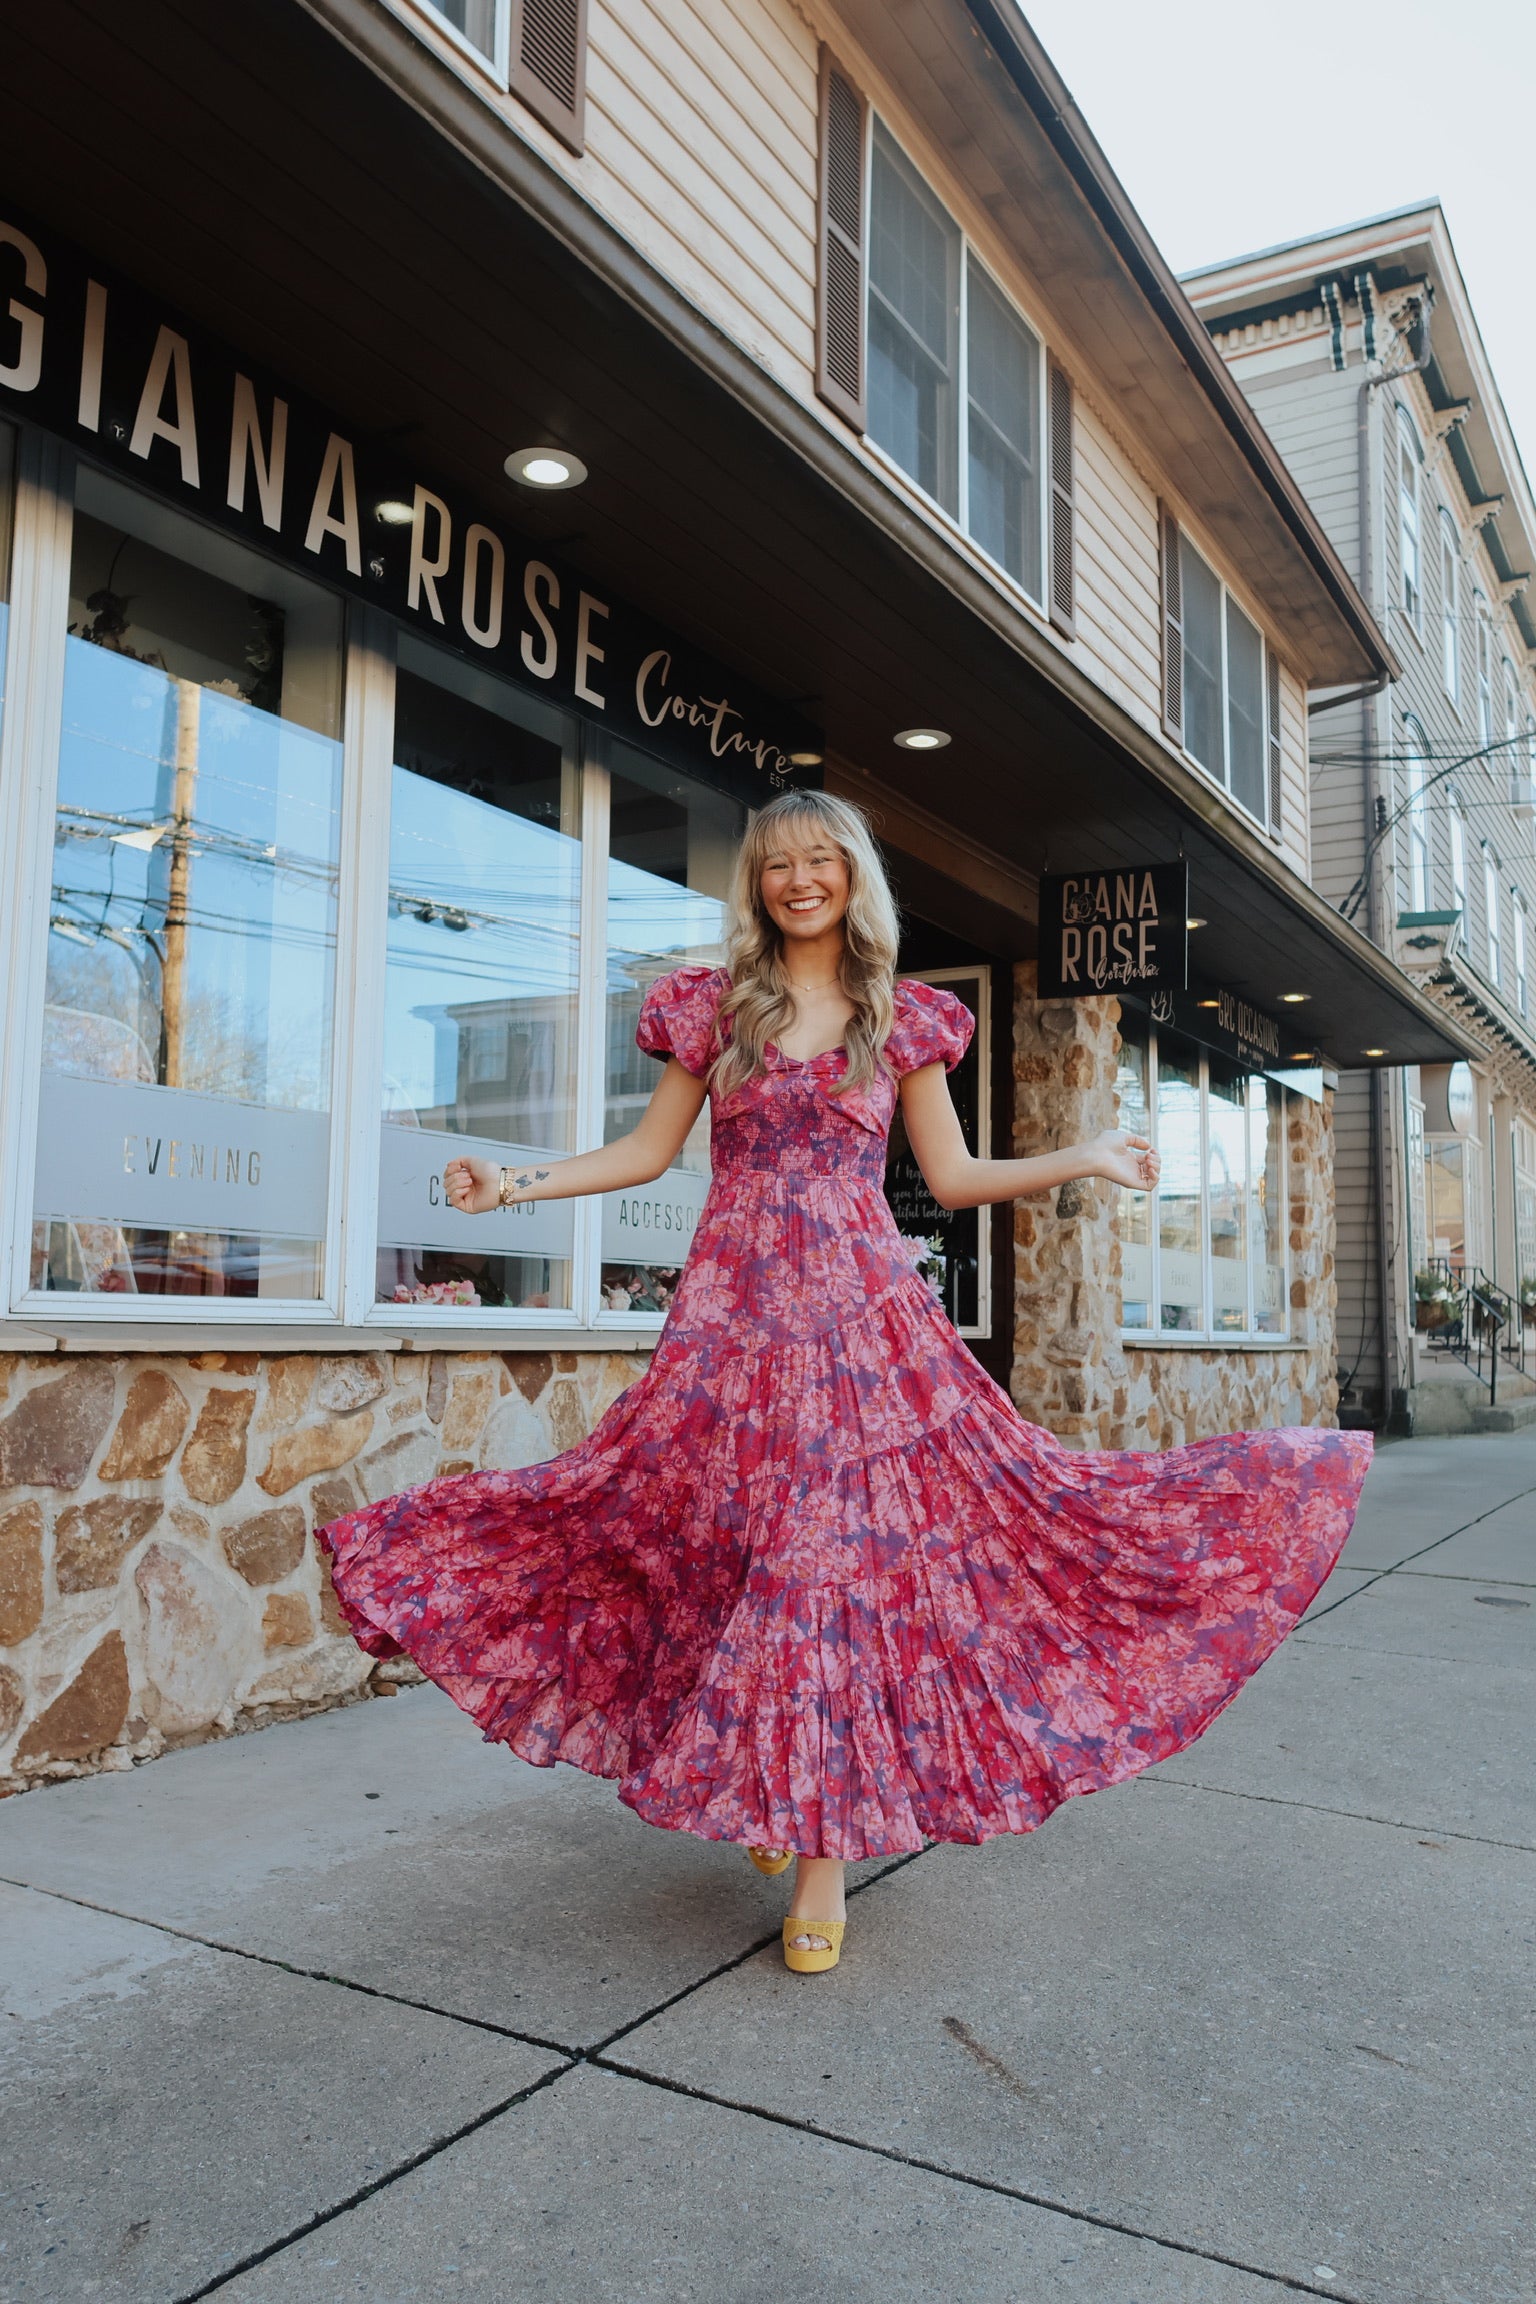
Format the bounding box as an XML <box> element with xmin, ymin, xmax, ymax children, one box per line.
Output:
<box><xmin>1514</xmin><ymin>892</ymin><xmax>1528</xmax><ymax>1020</ymax></box>
<box><xmin>1475</xmin><ymin>593</ymin><xmax>1493</xmax><ymax>748</ymax></box>
<box><xmin>1439</xmin><ymin>510</ymin><xmax>1460</xmax><ymax>704</ymax></box>
<box><xmin>1114</xmin><ymin>1022</ymin><xmax>1290</xmax><ymax>1345</ymax></box>
<box><xmin>412</xmin><ymin>0</ymin><xmax>511</xmax><ymax>81</ymax></box>
<box><xmin>1484</xmin><ymin>844</ymin><xmax>1502</xmax><ymax>989</ymax></box>
<box><xmin>1403</xmin><ymin>718</ymin><xmax>1431</xmax><ymax>912</ymax></box>
<box><xmin>0</xmin><ymin>432</ymin><xmax>728</xmax><ymax>1343</ymax></box>
<box><xmin>1397</xmin><ymin>406</ymin><xmax>1422</xmax><ymax>631</ymax></box>
<box><xmin>1449</xmin><ymin>792</ymin><xmax>1468</xmax><ymax>917</ymax></box>
<box><xmin>865</xmin><ymin>118</ymin><xmax>1050</xmax><ymax>612</ymax></box>
<box><xmin>1176</xmin><ymin>531</ymin><xmax>1275</xmax><ymax>829</ymax></box>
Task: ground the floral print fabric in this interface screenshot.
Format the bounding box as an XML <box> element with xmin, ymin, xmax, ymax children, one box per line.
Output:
<box><xmin>322</xmin><ymin>966</ymin><xmax>1371</xmax><ymax>1860</ymax></box>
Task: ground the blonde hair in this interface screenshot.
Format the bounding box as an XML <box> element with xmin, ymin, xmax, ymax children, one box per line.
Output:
<box><xmin>711</xmin><ymin>790</ymin><xmax>900</xmax><ymax>1099</ymax></box>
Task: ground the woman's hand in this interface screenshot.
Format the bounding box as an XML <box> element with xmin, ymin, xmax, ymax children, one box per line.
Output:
<box><xmin>443</xmin><ymin>1155</ymin><xmax>505</xmax><ymax>1214</ymax></box>
<box><xmin>1091</xmin><ymin>1129</ymin><xmax>1160</xmax><ymax>1191</ymax></box>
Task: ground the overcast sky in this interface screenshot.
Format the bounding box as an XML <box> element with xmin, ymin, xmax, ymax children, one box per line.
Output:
<box><xmin>1020</xmin><ymin>0</ymin><xmax>1536</xmax><ymax>492</ymax></box>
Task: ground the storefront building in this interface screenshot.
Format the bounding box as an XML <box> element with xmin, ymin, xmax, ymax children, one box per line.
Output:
<box><xmin>0</xmin><ymin>0</ymin><xmax>1466</xmax><ymax>1785</ymax></box>
<box><xmin>1189</xmin><ymin>208</ymin><xmax>1536</xmax><ymax>1432</ymax></box>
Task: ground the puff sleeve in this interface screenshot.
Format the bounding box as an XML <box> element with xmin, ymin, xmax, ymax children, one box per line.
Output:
<box><xmin>884</xmin><ymin>979</ymin><xmax>975</xmax><ymax>1077</ymax></box>
<box><xmin>635</xmin><ymin>965</ymin><xmax>728</xmax><ymax>1078</ymax></box>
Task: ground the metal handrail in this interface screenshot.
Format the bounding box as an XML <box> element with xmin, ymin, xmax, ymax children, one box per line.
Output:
<box><xmin>1416</xmin><ymin>1257</ymin><xmax>1530</xmax><ymax>1404</ymax></box>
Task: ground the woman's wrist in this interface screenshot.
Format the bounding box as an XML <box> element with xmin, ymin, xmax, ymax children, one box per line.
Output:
<box><xmin>498</xmin><ymin>1163</ymin><xmax>552</xmax><ymax>1208</ymax></box>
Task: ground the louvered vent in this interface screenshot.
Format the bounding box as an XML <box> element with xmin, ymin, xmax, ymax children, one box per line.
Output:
<box><xmin>511</xmin><ymin>0</ymin><xmax>587</xmax><ymax>153</ymax></box>
<box><xmin>1160</xmin><ymin>501</ymin><xmax>1184</xmax><ymax>743</ymax></box>
<box><xmin>816</xmin><ymin>50</ymin><xmax>868</xmax><ymax>429</ymax></box>
<box><xmin>1047</xmin><ymin>360</ymin><xmax>1075</xmax><ymax>637</ymax></box>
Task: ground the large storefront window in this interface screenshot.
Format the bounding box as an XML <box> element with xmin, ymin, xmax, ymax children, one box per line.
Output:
<box><xmin>32</xmin><ymin>469</ymin><xmax>342</xmax><ymax>1298</ymax></box>
<box><xmin>377</xmin><ymin>637</ymin><xmax>580</xmax><ymax>1311</ymax></box>
<box><xmin>1515</xmin><ymin>1119</ymin><xmax>1536</xmax><ymax>1316</ymax></box>
<box><xmin>1114</xmin><ymin>1015</ymin><xmax>1286</xmax><ymax>1339</ymax></box>
<box><xmin>0</xmin><ymin>424</ymin><xmax>14</xmax><ymax>734</ymax></box>
<box><xmin>601</xmin><ymin>742</ymin><xmax>744</xmax><ymax>1314</ymax></box>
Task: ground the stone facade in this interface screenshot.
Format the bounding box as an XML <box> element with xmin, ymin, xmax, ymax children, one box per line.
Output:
<box><xmin>1009</xmin><ymin>965</ymin><xmax>1340</xmax><ymax>1448</ymax></box>
<box><xmin>0</xmin><ymin>1346</ymin><xmax>647</xmax><ymax>1794</ymax></box>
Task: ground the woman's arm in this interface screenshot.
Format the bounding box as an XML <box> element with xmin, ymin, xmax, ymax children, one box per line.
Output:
<box><xmin>898</xmin><ymin>1061</ymin><xmax>1159</xmax><ymax>1211</ymax></box>
<box><xmin>444</xmin><ymin>1059</ymin><xmax>708</xmax><ymax>1213</ymax></box>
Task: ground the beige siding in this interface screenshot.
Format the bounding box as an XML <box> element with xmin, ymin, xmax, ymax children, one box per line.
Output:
<box><xmin>390</xmin><ymin>0</ymin><xmax>1327</xmax><ymax>884</ymax></box>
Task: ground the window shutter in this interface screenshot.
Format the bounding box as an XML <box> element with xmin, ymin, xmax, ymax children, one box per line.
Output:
<box><xmin>1266</xmin><ymin>647</ymin><xmax>1283</xmax><ymax>832</ymax></box>
<box><xmin>510</xmin><ymin>0</ymin><xmax>588</xmax><ymax>155</ymax></box>
<box><xmin>1159</xmin><ymin>500</ymin><xmax>1183</xmax><ymax>742</ymax></box>
<box><xmin>1047</xmin><ymin>359</ymin><xmax>1075</xmax><ymax>637</ymax></box>
<box><xmin>815</xmin><ymin>47</ymin><xmax>867</xmax><ymax>430</ymax></box>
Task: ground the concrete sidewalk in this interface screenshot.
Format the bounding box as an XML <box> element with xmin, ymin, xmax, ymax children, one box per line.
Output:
<box><xmin>2</xmin><ymin>1431</ymin><xmax>1532</xmax><ymax>2304</ymax></box>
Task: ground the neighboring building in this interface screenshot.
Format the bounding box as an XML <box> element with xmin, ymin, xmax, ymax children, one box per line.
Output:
<box><xmin>1188</xmin><ymin>207</ymin><xmax>1536</xmax><ymax>1432</ymax></box>
<box><xmin>0</xmin><ymin>2</ymin><xmax>1462</xmax><ymax>1785</ymax></box>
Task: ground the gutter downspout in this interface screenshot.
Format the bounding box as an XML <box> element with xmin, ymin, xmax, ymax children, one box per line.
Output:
<box><xmin>1356</xmin><ymin>280</ymin><xmax>1434</xmax><ymax>1431</ymax></box>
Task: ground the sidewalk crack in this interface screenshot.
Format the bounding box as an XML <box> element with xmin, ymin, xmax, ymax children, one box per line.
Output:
<box><xmin>585</xmin><ymin>2058</ymin><xmax>1368</xmax><ymax>2303</ymax></box>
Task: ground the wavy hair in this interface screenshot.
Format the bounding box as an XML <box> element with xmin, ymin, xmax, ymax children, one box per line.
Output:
<box><xmin>711</xmin><ymin>790</ymin><xmax>900</xmax><ymax>1099</ymax></box>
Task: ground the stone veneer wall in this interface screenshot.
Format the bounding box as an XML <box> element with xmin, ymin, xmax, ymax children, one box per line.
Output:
<box><xmin>0</xmin><ymin>1346</ymin><xmax>648</xmax><ymax>1794</ymax></box>
<box><xmin>1009</xmin><ymin>963</ymin><xmax>1340</xmax><ymax>1448</ymax></box>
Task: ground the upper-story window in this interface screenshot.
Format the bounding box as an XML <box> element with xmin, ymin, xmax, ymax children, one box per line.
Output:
<box><xmin>1404</xmin><ymin>719</ymin><xmax>1431</xmax><ymax>911</ymax></box>
<box><xmin>1178</xmin><ymin>535</ymin><xmax>1268</xmax><ymax>823</ymax></box>
<box><xmin>1515</xmin><ymin>894</ymin><xmax>1529</xmax><ymax>1020</ymax></box>
<box><xmin>1504</xmin><ymin>664</ymin><xmax>1523</xmax><ymax>803</ymax></box>
<box><xmin>1439</xmin><ymin>512</ymin><xmax>1460</xmax><ymax>703</ymax></box>
<box><xmin>867</xmin><ymin>123</ymin><xmax>1045</xmax><ymax>603</ymax></box>
<box><xmin>1449</xmin><ymin>792</ymin><xmax>1468</xmax><ymax>916</ymax></box>
<box><xmin>415</xmin><ymin>0</ymin><xmax>588</xmax><ymax>152</ymax></box>
<box><xmin>1397</xmin><ymin>409</ymin><xmax>1421</xmax><ymax>628</ymax></box>
<box><xmin>1475</xmin><ymin>594</ymin><xmax>1493</xmax><ymax>748</ymax></box>
<box><xmin>1484</xmin><ymin>845</ymin><xmax>1502</xmax><ymax>987</ymax></box>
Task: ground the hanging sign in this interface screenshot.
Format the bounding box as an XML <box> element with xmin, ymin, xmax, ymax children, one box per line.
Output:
<box><xmin>1139</xmin><ymin>984</ymin><xmax>1286</xmax><ymax>1073</ymax></box>
<box><xmin>1037</xmin><ymin>863</ymin><xmax>1188</xmax><ymax>998</ymax></box>
<box><xmin>0</xmin><ymin>205</ymin><xmax>820</xmax><ymax>809</ymax></box>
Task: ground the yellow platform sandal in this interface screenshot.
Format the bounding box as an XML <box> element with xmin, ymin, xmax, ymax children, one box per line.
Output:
<box><xmin>748</xmin><ymin>1847</ymin><xmax>794</xmax><ymax>1877</ymax></box>
<box><xmin>782</xmin><ymin>1914</ymin><xmax>846</xmax><ymax>1975</ymax></box>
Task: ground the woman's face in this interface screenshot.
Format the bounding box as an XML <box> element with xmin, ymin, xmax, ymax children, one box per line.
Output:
<box><xmin>759</xmin><ymin>825</ymin><xmax>851</xmax><ymax>947</ymax></box>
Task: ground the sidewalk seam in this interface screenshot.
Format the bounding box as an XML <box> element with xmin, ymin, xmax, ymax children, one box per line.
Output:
<box><xmin>587</xmin><ymin>2056</ymin><xmax>1367</xmax><ymax>2303</ymax></box>
<box><xmin>1138</xmin><ymin>1776</ymin><xmax>1536</xmax><ymax>1854</ymax></box>
<box><xmin>1307</xmin><ymin>1480</ymin><xmax>1536</xmax><ymax>1622</ymax></box>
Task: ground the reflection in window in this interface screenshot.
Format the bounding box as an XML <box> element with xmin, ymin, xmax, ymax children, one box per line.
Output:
<box><xmin>429</xmin><ymin>0</ymin><xmax>497</xmax><ymax>58</ymax></box>
<box><xmin>602</xmin><ymin>745</ymin><xmax>744</xmax><ymax>1313</ymax></box>
<box><xmin>1114</xmin><ymin>1021</ymin><xmax>1288</xmax><ymax>1341</ymax></box>
<box><xmin>1113</xmin><ymin>1023</ymin><xmax>1152</xmax><ymax>1328</ymax></box>
<box><xmin>1425</xmin><ymin>1136</ymin><xmax>1466</xmax><ymax>1263</ymax></box>
<box><xmin>33</xmin><ymin>469</ymin><xmax>341</xmax><ymax>1298</ymax></box>
<box><xmin>0</xmin><ymin>422</ymin><xmax>13</xmax><ymax>741</ymax></box>
<box><xmin>1249</xmin><ymin>1076</ymin><xmax>1285</xmax><ymax>1333</ymax></box>
<box><xmin>376</xmin><ymin>637</ymin><xmax>579</xmax><ymax>1310</ymax></box>
<box><xmin>1156</xmin><ymin>1039</ymin><xmax>1204</xmax><ymax>1330</ymax></box>
<box><xmin>868</xmin><ymin>124</ymin><xmax>960</xmax><ymax>515</ymax></box>
<box><xmin>1225</xmin><ymin>598</ymin><xmax>1266</xmax><ymax>822</ymax></box>
<box><xmin>1180</xmin><ymin>544</ymin><xmax>1225</xmax><ymax>782</ymax></box>
<box><xmin>965</xmin><ymin>264</ymin><xmax>1042</xmax><ymax>597</ymax></box>
<box><xmin>1207</xmin><ymin>1059</ymin><xmax>1247</xmax><ymax>1330</ymax></box>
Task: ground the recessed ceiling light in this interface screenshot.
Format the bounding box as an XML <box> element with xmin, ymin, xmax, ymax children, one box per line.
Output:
<box><xmin>1280</xmin><ymin>991</ymin><xmax>1311</xmax><ymax>1004</ymax></box>
<box><xmin>1362</xmin><ymin>1046</ymin><xmax>1388</xmax><ymax>1057</ymax></box>
<box><xmin>505</xmin><ymin>447</ymin><xmax>588</xmax><ymax>490</ymax></box>
<box><xmin>1185</xmin><ymin>916</ymin><xmax>1207</xmax><ymax>930</ymax></box>
<box><xmin>374</xmin><ymin>499</ymin><xmax>416</xmax><ymax>526</ymax></box>
<box><xmin>894</xmin><ymin>727</ymin><xmax>950</xmax><ymax>750</ymax></box>
<box><xmin>1196</xmin><ymin>998</ymin><xmax>1220</xmax><ymax>1009</ymax></box>
<box><xmin>788</xmin><ymin>750</ymin><xmax>823</xmax><ymax>767</ymax></box>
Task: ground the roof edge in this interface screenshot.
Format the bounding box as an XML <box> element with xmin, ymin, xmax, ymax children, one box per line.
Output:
<box><xmin>961</xmin><ymin>0</ymin><xmax>1396</xmax><ymax>685</ymax></box>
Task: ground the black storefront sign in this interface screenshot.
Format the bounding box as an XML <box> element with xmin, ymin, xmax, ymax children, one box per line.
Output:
<box><xmin>1037</xmin><ymin>862</ymin><xmax>1188</xmax><ymax>999</ymax></box>
<box><xmin>1134</xmin><ymin>985</ymin><xmax>1287</xmax><ymax>1073</ymax></box>
<box><xmin>0</xmin><ymin>206</ymin><xmax>819</xmax><ymax>807</ymax></box>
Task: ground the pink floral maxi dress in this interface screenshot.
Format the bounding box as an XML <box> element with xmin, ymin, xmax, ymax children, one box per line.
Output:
<box><xmin>322</xmin><ymin>968</ymin><xmax>1371</xmax><ymax>1860</ymax></box>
